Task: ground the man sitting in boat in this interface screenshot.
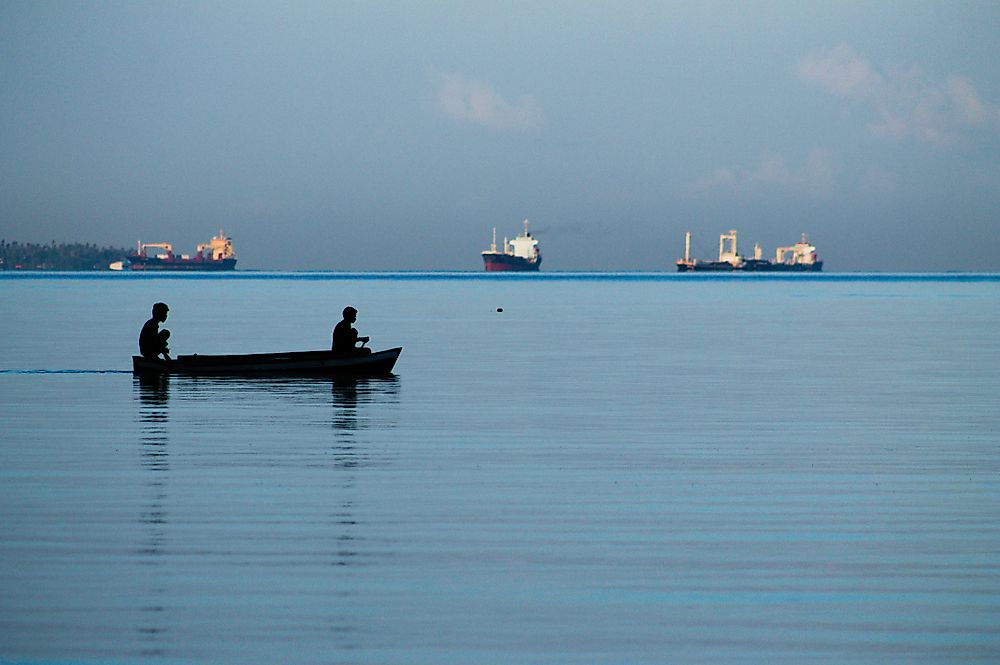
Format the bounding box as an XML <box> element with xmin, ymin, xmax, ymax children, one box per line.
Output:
<box><xmin>139</xmin><ymin>302</ymin><xmax>171</xmax><ymax>361</ymax></box>
<box><xmin>332</xmin><ymin>306</ymin><xmax>371</xmax><ymax>355</ymax></box>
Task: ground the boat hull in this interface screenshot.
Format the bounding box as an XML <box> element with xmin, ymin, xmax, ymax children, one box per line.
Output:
<box><xmin>133</xmin><ymin>347</ymin><xmax>402</xmax><ymax>376</ymax></box>
<box><xmin>482</xmin><ymin>254</ymin><xmax>541</xmax><ymax>272</ymax></box>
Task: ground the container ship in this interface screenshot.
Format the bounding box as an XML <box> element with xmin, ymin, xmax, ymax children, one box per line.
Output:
<box><xmin>482</xmin><ymin>219</ymin><xmax>541</xmax><ymax>272</ymax></box>
<box><xmin>676</xmin><ymin>230</ymin><xmax>822</xmax><ymax>272</ymax></box>
<box><xmin>110</xmin><ymin>231</ymin><xmax>237</xmax><ymax>271</ymax></box>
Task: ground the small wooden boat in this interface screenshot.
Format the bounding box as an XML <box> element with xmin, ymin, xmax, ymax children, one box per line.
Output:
<box><xmin>132</xmin><ymin>347</ymin><xmax>402</xmax><ymax>376</ymax></box>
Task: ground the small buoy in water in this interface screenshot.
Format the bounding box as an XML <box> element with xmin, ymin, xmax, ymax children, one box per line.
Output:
<box><xmin>496</xmin><ymin>307</ymin><xmax>503</xmax><ymax>313</ymax></box>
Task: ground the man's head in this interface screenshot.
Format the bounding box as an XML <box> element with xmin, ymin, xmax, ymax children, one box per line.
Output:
<box><xmin>343</xmin><ymin>306</ymin><xmax>357</xmax><ymax>322</ymax></box>
<box><xmin>152</xmin><ymin>302</ymin><xmax>169</xmax><ymax>321</ymax></box>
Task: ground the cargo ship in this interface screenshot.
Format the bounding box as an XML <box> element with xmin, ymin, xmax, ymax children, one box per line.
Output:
<box><xmin>676</xmin><ymin>230</ymin><xmax>822</xmax><ymax>272</ymax></box>
<box><xmin>110</xmin><ymin>231</ymin><xmax>237</xmax><ymax>271</ymax></box>
<box><xmin>482</xmin><ymin>219</ymin><xmax>541</xmax><ymax>272</ymax></box>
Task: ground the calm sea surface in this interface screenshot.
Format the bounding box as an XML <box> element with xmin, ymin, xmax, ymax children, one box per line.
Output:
<box><xmin>1</xmin><ymin>273</ymin><xmax>998</xmax><ymax>664</ymax></box>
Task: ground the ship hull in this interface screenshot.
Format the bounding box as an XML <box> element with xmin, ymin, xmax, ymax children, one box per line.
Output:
<box><xmin>482</xmin><ymin>253</ymin><xmax>541</xmax><ymax>272</ymax></box>
<box><xmin>677</xmin><ymin>260</ymin><xmax>823</xmax><ymax>272</ymax></box>
<box><xmin>677</xmin><ymin>261</ymin><xmax>734</xmax><ymax>272</ymax></box>
<box><xmin>126</xmin><ymin>257</ymin><xmax>237</xmax><ymax>271</ymax></box>
<box><xmin>741</xmin><ymin>260</ymin><xmax>823</xmax><ymax>272</ymax></box>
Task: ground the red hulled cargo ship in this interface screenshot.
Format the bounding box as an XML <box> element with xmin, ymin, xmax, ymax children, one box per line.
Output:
<box><xmin>482</xmin><ymin>220</ymin><xmax>541</xmax><ymax>272</ymax></box>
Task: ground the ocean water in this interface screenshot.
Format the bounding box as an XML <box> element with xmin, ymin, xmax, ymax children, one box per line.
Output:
<box><xmin>1</xmin><ymin>272</ymin><xmax>998</xmax><ymax>664</ymax></box>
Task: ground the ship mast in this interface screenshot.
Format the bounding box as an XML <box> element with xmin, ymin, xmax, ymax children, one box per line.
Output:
<box><xmin>719</xmin><ymin>229</ymin><xmax>739</xmax><ymax>265</ymax></box>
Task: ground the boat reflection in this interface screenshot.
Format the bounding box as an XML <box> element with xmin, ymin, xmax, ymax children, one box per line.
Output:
<box><xmin>136</xmin><ymin>373</ymin><xmax>400</xmax><ymax>462</ymax></box>
<box><xmin>135</xmin><ymin>372</ymin><xmax>170</xmax><ymax>537</ymax></box>
<box><xmin>328</xmin><ymin>376</ymin><xmax>399</xmax><ymax>468</ymax></box>
<box><xmin>159</xmin><ymin>373</ymin><xmax>399</xmax><ymax>401</ymax></box>
<box><xmin>133</xmin><ymin>373</ymin><xmax>171</xmax><ymax>657</ymax></box>
<box><xmin>131</xmin><ymin>372</ymin><xmax>401</xmax><ymax>652</ymax></box>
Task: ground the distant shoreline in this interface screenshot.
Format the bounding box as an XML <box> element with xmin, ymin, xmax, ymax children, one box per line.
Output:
<box><xmin>0</xmin><ymin>241</ymin><xmax>129</xmax><ymax>271</ymax></box>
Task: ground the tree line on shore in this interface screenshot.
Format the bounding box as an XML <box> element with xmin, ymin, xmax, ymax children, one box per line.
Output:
<box><xmin>0</xmin><ymin>240</ymin><xmax>129</xmax><ymax>270</ymax></box>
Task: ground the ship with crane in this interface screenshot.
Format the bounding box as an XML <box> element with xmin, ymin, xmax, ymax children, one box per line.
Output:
<box><xmin>676</xmin><ymin>230</ymin><xmax>822</xmax><ymax>272</ymax></box>
<box><xmin>110</xmin><ymin>230</ymin><xmax>237</xmax><ymax>271</ymax></box>
<box><xmin>482</xmin><ymin>219</ymin><xmax>541</xmax><ymax>272</ymax></box>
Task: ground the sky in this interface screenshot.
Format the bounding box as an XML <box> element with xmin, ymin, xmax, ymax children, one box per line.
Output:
<box><xmin>2</xmin><ymin>0</ymin><xmax>999</xmax><ymax>271</ymax></box>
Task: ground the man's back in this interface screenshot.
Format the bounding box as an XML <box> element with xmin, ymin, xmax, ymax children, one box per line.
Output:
<box><xmin>331</xmin><ymin>318</ymin><xmax>357</xmax><ymax>352</ymax></box>
<box><xmin>138</xmin><ymin>317</ymin><xmax>161</xmax><ymax>358</ymax></box>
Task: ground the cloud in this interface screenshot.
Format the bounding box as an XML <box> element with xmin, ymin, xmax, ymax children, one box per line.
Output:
<box><xmin>434</xmin><ymin>72</ymin><xmax>543</xmax><ymax>131</ymax></box>
<box><xmin>690</xmin><ymin>149</ymin><xmax>835</xmax><ymax>197</ymax></box>
<box><xmin>797</xmin><ymin>43</ymin><xmax>882</xmax><ymax>99</ymax></box>
<box><xmin>797</xmin><ymin>44</ymin><xmax>1000</xmax><ymax>147</ymax></box>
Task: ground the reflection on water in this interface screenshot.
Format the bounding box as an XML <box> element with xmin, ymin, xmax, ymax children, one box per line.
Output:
<box><xmin>136</xmin><ymin>373</ymin><xmax>170</xmax><ymax>473</ymax></box>
<box><xmin>131</xmin><ymin>373</ymin><xmax>401</xmax><ymax>660</ymax></box>
<box><xmin>134</xmin><ymin>373</ymin><xmax>171</xmax><ymax>657</ymax></box>
<box><xmin>323</xmin><ymin>377</ymin><xmax>401</xmax><ymax>576</ymax></box>
<box><xmin>329</xmin><ymin>376</ymin><xmax>399</xmax><ymax>469</ymax></box>
<box><xmin>11</xmin><ymin>276</ymin><xmax>998</xmax><ymax>664</ymax></box>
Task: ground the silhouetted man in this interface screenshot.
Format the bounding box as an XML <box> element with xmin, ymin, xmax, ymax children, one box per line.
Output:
<box><xmin>332</xmin><ymin>306</ymin><xmax>371</xmax><ymax>355</ymax></box>
<box><xmin>139</xmin><ymin>302</ymin><xmax>171</xmax><ymax>360</ymax></box>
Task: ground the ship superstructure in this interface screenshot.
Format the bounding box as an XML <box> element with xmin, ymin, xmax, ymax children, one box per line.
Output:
<box><xmin>676</xmin><ymin>230</ymin><xmax>822</xmax><ymax>272</ymax></box>
<box><xmin>112</xmin><ymin>230</ymin><xmax>237</xmax><ymax>271</ymax></box>
<box><xmin>482</xmin><ymin>219</ymin><xmax>541</xmax><ymax>272</ymax></box>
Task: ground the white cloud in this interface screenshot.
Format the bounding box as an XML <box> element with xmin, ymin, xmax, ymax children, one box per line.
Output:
<box><xmin>434</xmin><ymin>72</ymin><xmax>543</xmax><ymax>131</ymax></box>
<box><xmin>798</xmin><ymin>44</ymin><xmax>1000</xmax><ymax>147</ymax></box>
<box><xmin>748</xmin><ymin>152</ymin><xmax>790</xmax><ymax>186</ymax></box>
<box><xmin>797</xmin><ymin>43</ymin><xmax>881</xmax><ymax>99</ymax></box>
<box><xmin>690</xmin><ymin>149</ymin><xmax>834</xmax><ymax>197</ymax></box>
